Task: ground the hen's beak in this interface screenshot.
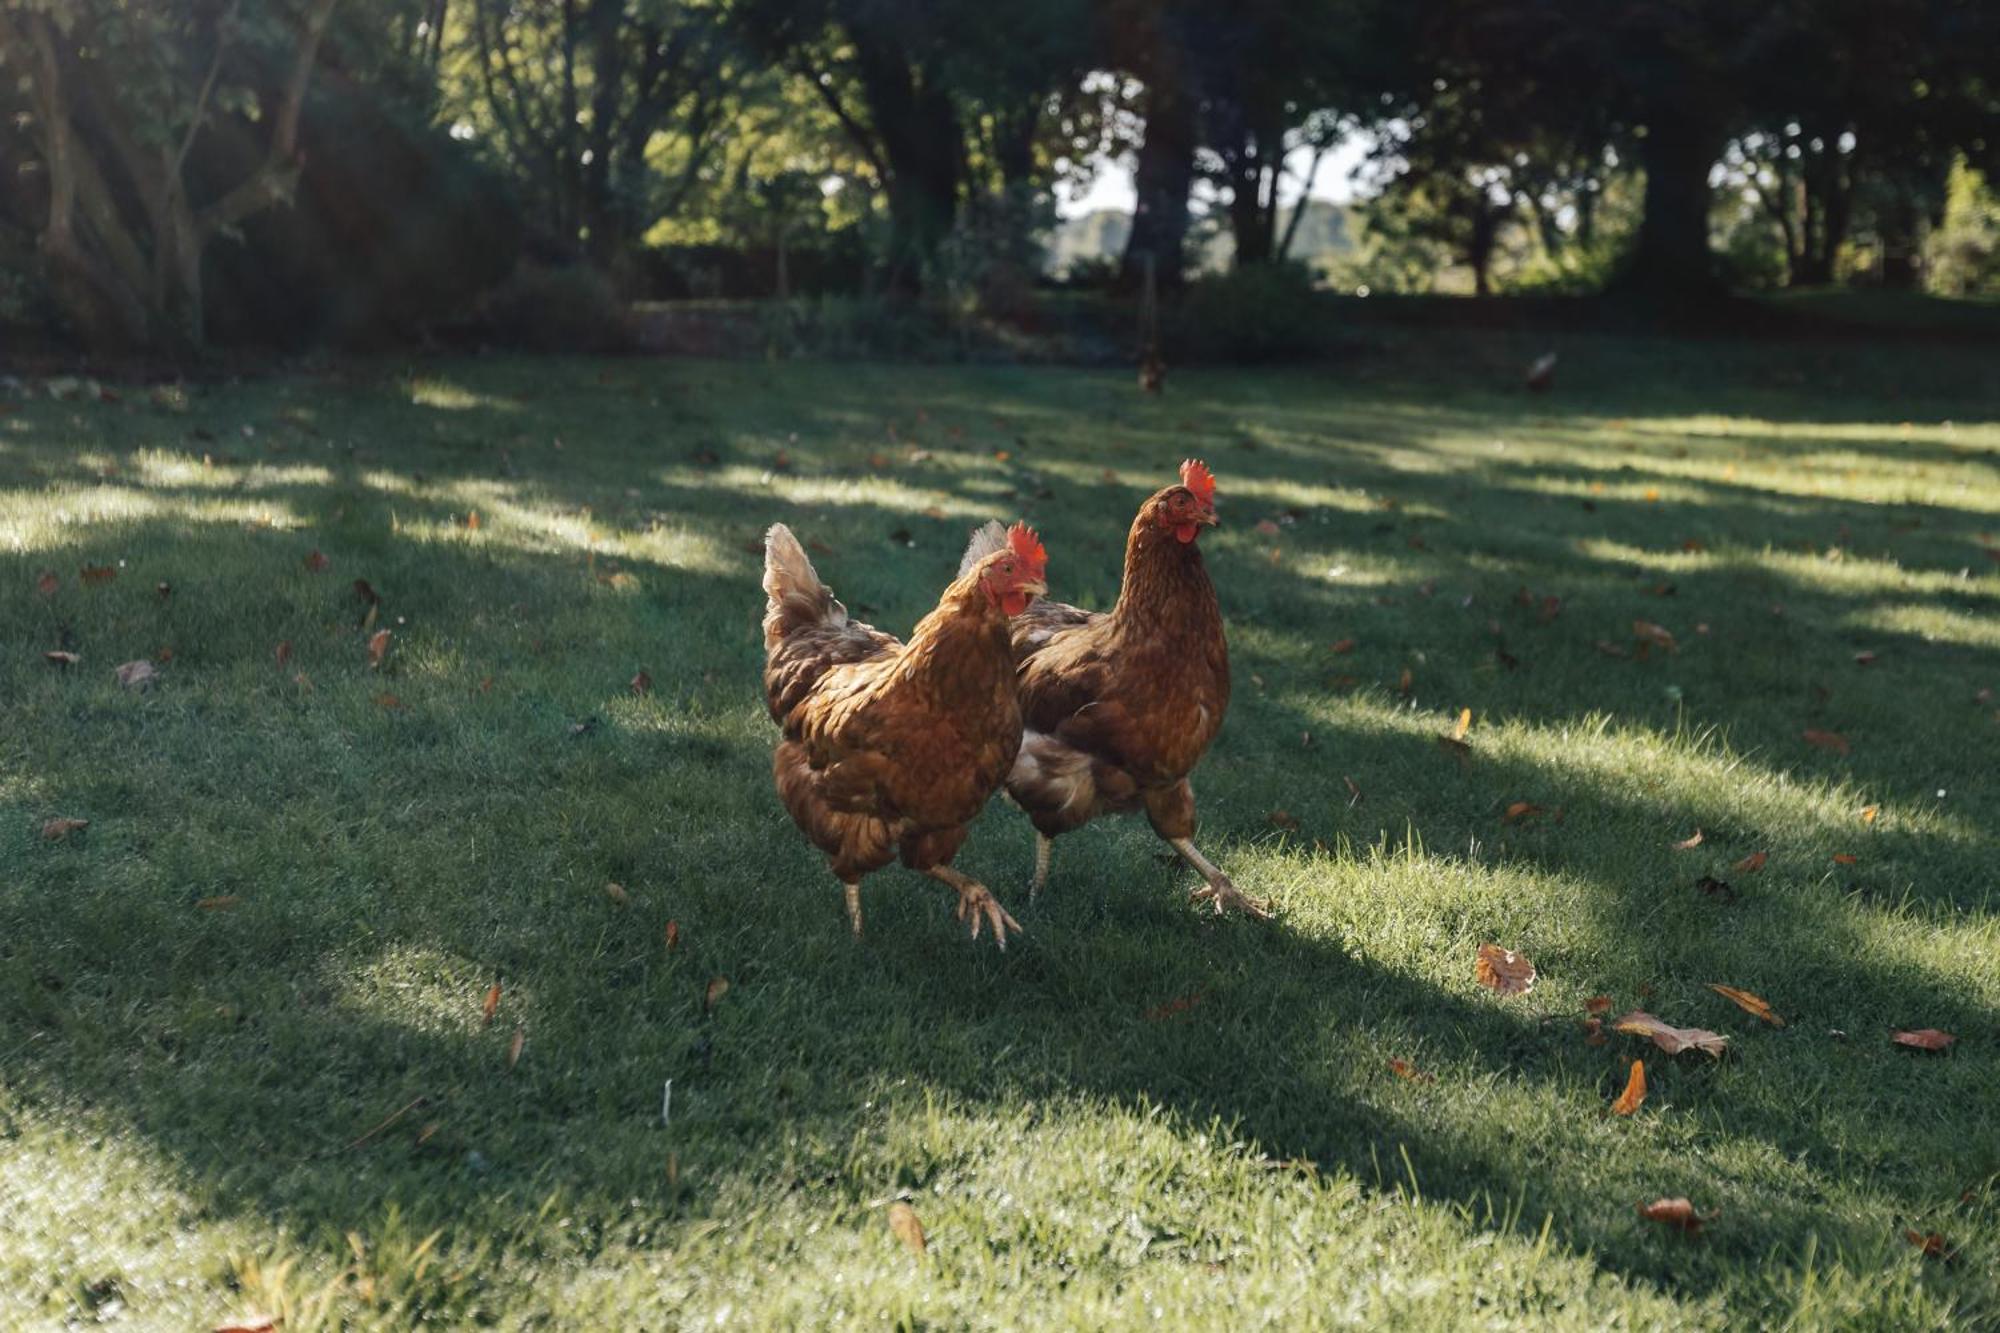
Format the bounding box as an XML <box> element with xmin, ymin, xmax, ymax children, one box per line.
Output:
<box><xmin>1197</xmin><ymin>508</ymin><xmax>1220</xmax><ymax>528</ymax></box>
<box><xmin>1019</xmin><ymin>578</ymin><xmax>1048</xmax><ymax>598</ymax></box>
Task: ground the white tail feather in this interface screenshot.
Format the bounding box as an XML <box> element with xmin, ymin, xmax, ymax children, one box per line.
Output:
<box><xmin>958</xmin><ymin>519</ymin><xmax>1009</xmax><ymax>578</ymax></box>
<box><xmin>762</xmin><ymin>523</ymin><xmax>841</xmax><ymax>648</ymax></box>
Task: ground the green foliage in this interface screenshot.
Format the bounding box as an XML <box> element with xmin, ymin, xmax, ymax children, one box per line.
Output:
<box><xmin>1927</xmin><ymin>158</ymin><xmax>2000</xmax><ymax>296</ymax></box>
<box><xmin>1173</xmin><ymin>261</ymin><xmax>1326</xmax><ymax>359</ymax></box>
<box><xmin>477</xmin><ymin>262</ymin><xmax>634</xmax><ymax>353</ymax></box>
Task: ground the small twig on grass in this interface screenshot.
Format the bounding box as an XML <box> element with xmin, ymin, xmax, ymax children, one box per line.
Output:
<box><xmin>348</xmin><ymin>1094</ymin><xmax>428</xmax><ymax>1150</ymax></box>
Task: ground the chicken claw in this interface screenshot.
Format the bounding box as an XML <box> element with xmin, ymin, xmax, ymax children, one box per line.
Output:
<box><xmin>1190</xmin><ymin>874</ymin><xmax>1274</xmax><ymax>920</ymax></box>
<box><xmin>954</xmin><ymin>882</ymin><xmax>1023</xmax><ymax>948</ymax></box>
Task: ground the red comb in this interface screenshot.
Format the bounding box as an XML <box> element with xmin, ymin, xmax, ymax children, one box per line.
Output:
<box><xmin>1180</xmin><ymin>458</ymin><xmax>1216</xmax><ymax>503</ymax></box>
<box><xmin>1007</xmin><ymin>521</ymin><xmax>1047</xmax><ymax>576</ymax></box>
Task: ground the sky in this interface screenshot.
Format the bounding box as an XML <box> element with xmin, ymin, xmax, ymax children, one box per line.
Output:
<box><xmin>1053</xmin><ymin>132</ymin><xmax>1378</xmax><ymax>219</ymax></box>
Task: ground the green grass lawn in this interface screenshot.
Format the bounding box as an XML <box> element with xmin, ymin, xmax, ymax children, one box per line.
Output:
<box><xmin>3</xmin><ymin>331</ymin><xmax>1997</xmax><ymax>1329</ymax></box>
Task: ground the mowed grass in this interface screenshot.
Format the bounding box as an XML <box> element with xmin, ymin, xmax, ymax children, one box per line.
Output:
<box><xmin>2</xmin><ymin>331</ymin><xmax>1997</xmax><ymax>1329</ymax></box>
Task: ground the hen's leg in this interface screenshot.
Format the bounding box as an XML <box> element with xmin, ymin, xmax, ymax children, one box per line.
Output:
<box><xmin>925</xmin><ymin>865</ymin><xmax>1023</xmax><ymax>949</ymax></box>
<box><xmin>843</xmin><ymin>881</ymin><xmax>863</xmax><ymax>937</ymax></box>
<box><xmin>1169</xmin><ymin>838</ymin><xmax>1273</xmax><ymax>919</ymax></box>
<box><xmin>1030</xmin><ymin>833</ymin><xmax>1053</xmax><ymax>899</ymax></box>
<box><xmin>1146</xmin><ymin>780</ymin><xmax>1272</xmax><ymax>920</ymax></box>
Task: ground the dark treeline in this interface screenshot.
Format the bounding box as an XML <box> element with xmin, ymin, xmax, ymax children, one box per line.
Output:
<box><xmin>1</xmin><ymin>0</ymin><xmax>1996</xmax><ymax>356</ymax></box>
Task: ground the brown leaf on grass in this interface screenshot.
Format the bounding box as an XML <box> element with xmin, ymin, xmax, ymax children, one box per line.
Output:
<box><xmin>303</xmin><ymin>550</ymin><xmax>330</xmax><ymax>573</ymax></box>
<box><xmin>36</xmin><ymin>569</ymin><xmax>60</xmax><ymax>597</ymax></box>
<box><xmin>1594</xmin><ymin>640</ymin><xmax>1629</xmax><ymax>658</ymax></box>
<box><xmin>1475</xmin><ymin>943</ymin><xmax>1536</xmax><ymax>996</ymax></box>
<box><xmin>1860</xmin><ymin>804</ymin><xmax>1879</xmax><ymax>824</ymax></box>
<box><xmin>1583</xmin><ymin>1017</ymin><xmax>1608</xmax><ymax>1045</ymax></box>
<box><xmin>1503</xmin><ymin>801</ymin><xmax>1545</xmax><ymax>823</ymax></box>
<box><xmin>1671</xmin><ymin>828</ymin><xmax>1704</xmax><ymax>851</ymax></box>
<box><xmin>1803</xmin><ymin>728</ymin><xmax>1851</xmax><ymax>754</ymax></box>
<box><xmin>703</xmin><ymin>976</ymin><xmax>729</xmax><ymax>1014</ymax></box>
<box><xmin>605</xmin><ymin>881</ymin><xmax>631</xmax><ymax>907</ymax></box>
<box><xmin>372</xmin><ymin>693</ymin><xmax>402</xmax><ymax>710</ymax></box>
<box><xmin>1853</xmin><ymin>651</ymin><xmax>1877</xmax><ymax>666</ymax></box>
<box><xmin>1832</xmin><ymin>853</ymin><xmax>1858</xmax><ymax>865</ymax></box>
<box><xmin>367</xmin><ymin>629</ymin><xmax>391</xmax><ymax>669</ymax></box>
<box><xmin>1638</xmin><ymin>1197</ymin><xmax>1713</xmax><ymax>1234</ymax></box>
<box><xmin>1905</xmin><ymin>1230</ymin><xmax>1957</xmax><ymax>1260</ymax></box>
<box><xmin>631</xmin><ymin>670</ymin><xmax>653</xmax><ymax>696</ymax></box>
<box><xmin>44</xmin><ymin>650</ymin><xmax>81</xmax><ymax>667</ymax></box>
<box><xmin>353</xmin><ymin>578</ymin><xmax>380</xmax><ymax>604</ymax></box>
<box><xmin>195</xmin><ymin>896</ymin><xmax>240</xmax><ymax>911</ymax></box>
<box><xmin>1709</xmin><ymin>984</ymin><xmax>1784</xmax><ymax>1027</ymax></box>
<box><xmin>1586</xmin><ymin>995</ymin><xmax>1614</xmax><ymax>1015</ymax></box>
<box><xmin>506</xmin><ymin>1025</ymin><xmax>525</xmax><ymax>1069</ymax></box>
<box><xmin>1267</xmin><ymin>809</ymin><xmax>1300</xmax><ymax>832</ymax></box>
<box><xmin>1732</xmin><ymin>851</ymin><xmax>1768</xmax><ymax>873</ymax></box>
<box><xmin>1891</xmin><ymin>1028</ymin><xmax>1955</xmax><ymax>1051</ymax></box>
<box><xmin>466</xmin><ymin>510</ymin><xmax>481</xmax><ymax>531</ymax></box>
<box><xmin>1633</xmin><ymin>620</ymin><xmax>1677</xmax><ymax>651</ymax></box>
<box><xmin>40</xmin><ymin>817</ymin><xmax>89</xmax><ymax>840</ymax></box>
<box><xmin>81</xmin><ymin>563</ymin><xmax>118</xmax><ymax>585</ymax></box>
<box><xmin>481</xmin><ymin>982</ymin><xmax>501</xmax><ymax>1026</ymax></box>
<box><xmin>115</xmin><ymin>660</ymin><xmax>158</xmax><ymax>690</ymax></box>
<box><xmin>1611</xmin><ymin>1059</ymin><xmax>1647</xmax><ymax>1115</ymax></box>
<box><xmin>1450</xmin><ymin>707</ymin><xmax>1472</xmax><ymax>742</ymax></box>
<box><xmin>1614</xmin><ymin>1011</ymin><xmax>1729</xmax><ymax>1057</ymax></box>
<box><xmin>1397</xmin><ymin>667</ymin><xmax>1414</xmax><ymax>695</ymax></box>
<box><xmin>1329</xmin><ymin>637</ymin><xmax>1357</xmax><ymax>655</ymax></box>
<box><xmin>1145</xmin><ymin>991</ymin><xmax>1207</xmax><ymax>1022</ymax></box>
<box><xmin>1255</xmin><ymin>518</ymin><xmax>1282</xmax><ymax>536</ymax></box>
<box><xmin>274</xmin><ymin>640</ymin><xmax>292</xmax><ymax>667</ymax></box>
<box><xmin>664</xmin><ymin>920</ymin><xmax>680</xmax><ymax>951</ymax></box>
<box><xmin>1387</xmin><ymin>1058</ymin><xmax>1435</xmax><ymax>1083</ymax></box>
<box><xmin>887</xmin><ymin>1201</ymin><xmax>926</xmax><ymax>1255</ymax></box>
<box><xmin>1343</xmin><ymin>775</ymin><xmax>1363</xmax><ymax>805</ymax></box>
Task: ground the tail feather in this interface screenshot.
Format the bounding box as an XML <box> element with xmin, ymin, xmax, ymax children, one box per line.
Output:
<box><xmin>958</xmin><ymin>519</ymin><xmax>1009</xmax><ymax>579</ymax></box>
<box><xmin>762</xmin><ymin>523</ymin><xmax>841</xmax><ymax>648</ymax></box>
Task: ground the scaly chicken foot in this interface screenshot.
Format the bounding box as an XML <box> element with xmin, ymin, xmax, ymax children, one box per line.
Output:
<box><xmin>1029</xmin><ymin>833</ymin><xmax>1053</xmax><ymax>899</ymax></box>
<box><xmin>926</xmin><ymin>865</ymin><xmax>1023</xmax><ymax>949</ymax></box>
<box><xmin>843</xmin><ymin>881</ymin><xmax>863</xmax><ymax>938</ymax></box>
<box><xmin>1170</xmin><ymin>837</ymin><xmax>1274</xmax><ymax>920</ymax></box>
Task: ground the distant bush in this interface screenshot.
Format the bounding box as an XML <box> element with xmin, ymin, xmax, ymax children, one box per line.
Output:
<box><xmin>1927</xmin><ymin>158</ymin><xmax>2000</xmax><ymax>296</ymax></box>
<box><xmin>479</xmin><ymin>263</ymin><xmax>634</xmax><ymax>353</ymax></box>
<box><xmin>1173</xmin><ymin>262</ymin><xmax>1327</xmax><ymax>361</ymax></box>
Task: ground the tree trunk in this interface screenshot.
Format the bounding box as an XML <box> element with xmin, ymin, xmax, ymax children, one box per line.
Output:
<box><xmin>846</xmin><ymin>28</ymin><xmax>961</xmax><ymax>294</ymax></box>
<box><xmin>1615</xmin><ymin>115</ymin><xmax>1722</xmax><ymax>298</ymax></box>
<box><xmin>1119</xmin><ymin>76</ymin><xmax>1195</xmax><ymax>291</ymax></box>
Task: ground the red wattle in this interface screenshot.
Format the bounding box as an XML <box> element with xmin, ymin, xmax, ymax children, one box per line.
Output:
<box><xmin>1175</xmin><ymin>523</ymin><xmax>1198</xmax><ymax>544</ymax></box>
<box><xmin>1001</xmin><ymin>589</ymin><xmax>1031</xmax><ymax>616</ymax></box>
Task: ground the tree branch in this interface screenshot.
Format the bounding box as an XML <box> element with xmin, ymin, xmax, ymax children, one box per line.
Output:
<box><xmin>794</xmin><ymin>58</ymin><xmax>887</xmax><ymax>181</ymax></box>
<box><xmin>197</xmin><ymin>0</ymin><xmax>340</xmax><ymax>238</ymax></box>
<box><xmin>173</xmin><ymin>0</ymin><xmax>244</xmax><ymax>181</ymax></box>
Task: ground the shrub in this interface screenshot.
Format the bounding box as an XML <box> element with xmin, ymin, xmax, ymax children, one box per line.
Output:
<box><xmin>479</xmin><ymin>263</ymin><xmax>634</xmax><ymax>353</ymax></box>
<box><xmin>1174</xmin><ymin>261</ymin><xmax>1327</xmax><ymax>362</ymax></box>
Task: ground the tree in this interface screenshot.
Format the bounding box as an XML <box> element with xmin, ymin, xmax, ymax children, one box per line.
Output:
<box><xmin>0</xmin><ymin>0</ymin><xmax>341</xmax><ymax>351</ymax></box>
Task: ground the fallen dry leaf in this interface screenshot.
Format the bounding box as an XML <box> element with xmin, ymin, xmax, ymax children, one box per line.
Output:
<box><xmin>303</xmin><ymin>549</ymin><xmax>330</xmax><ymax>573</ymax></box>
<box><xmin>1594</xmin><ymin>639</ymin><xmax>1629</xmax><ymax>658</ymax></box>
<box><xmin>1611</xmin><ymin>1059</ymin><xmax>1647</xmax><ymax>1116</ymax></box>
<box><xmin>1503</xmin><ymin>801</ymin><xmax>1545</xmax><ymax>823</ymax></box>
<box><xmin>40</xmin><ymin>817</ymin><xmax>89</xmax><ymax>840</ymax></box>
<box><xmin>631</xmin><ymin>670</ymin><xmax>652</xmax><ymax>695</ymax></box>
<box><xmin>367</xmin><ymin>629</ymin><xmax>391</xmax><ymax>669</ymax></box>
<box><xmin>1329</xmin><ymin>637</ymin><xmax>1357</xmax><ymax>655</ymax></box>
<box><xmin>887</xmin><ymin>1201</ymin><xmax>926</xmax><ymax>1255</ymax></box>
<box><xmin>1860</xmin><ymin>804</ymin><xmax>1879</xmax><ymax>824</ymax></box>
<box><xmin>605</xmin><ymin>881</ymin><xmax>630</xmax><ymax>907</ymax></box>
<box><xmin>81</xmin><ymin>563</ymin><xmax>118</xmax><ymax>586</ymax></box>
<box><xmin>195</xmin><ymin>896</ymin><xmax>240</xmax><ymax>911</ymax></box>
<box><xmin>1904</xmin><ymin>1230</ymin><xmax>1956</xmax><ymax>1260</ymax></box>
<box><xmin>664</xmin><ymin>919</ymin><xmax>681</xmax><ymax>951</ymax></box>
<box><xmin>704</xmin><ymin>976</ymin><xmax>729</xmax><ymax>1014</ymax></box>
<box><xmin>1803</xmin><ymin>728</ymin><xmax>1851</xmax><ymax>755</ymax></box>
<box><xmin>372</xmin><ymin>693</ymin><xmax>402</xmax><ymax>710</ymax></box>
<box><xmin>1671</xmin><ymin>828</ymin><xmax>1704</xmax><ymax>851</ymax></box>
<box><xmin>275</xmin><ymin>641</ymin><xmax>292</xmax><ymax>666</ymax></box>
<box><xmin>1475</xmin><ymin>942</ymin><xmax>1536</xmax><ymax>996</ymax></box>
<box><xmin>1614</xmin><ymin>1010</ymin><xmax>1729</xmax><ymax>1057</ymax></box>
<box><xmin>1891</xmin><ymin>1028</ymin><xmax>1955</xmax><ymax>1052</ymax></box>
<box><xmin>115</xmin><ymin>660</ymin><xmax>158</xmax><ymax>690</ymax></box>
<box><xmin>1145</xmin><ymin>991</ymin><xmax>1207</xmax><ymax>1022</ymax></box>
<box><xmin>1586</xmin><ymin>995</ymin><xmax>1613</xmax><ymax>1015</ymax></box>
<box><xmin>1450</xmin><ymin>707</ymin><xmax>1472</xmax><ymax>742</ymax></box>
<box><xmin>1343</xmin><ymin>775</ymin><xmax>1362</xmax><ymax>804</ymax></box>
<box><xmin>1633</xmin><ymin>620</ymin><xmax>1676</xmax><ymax>651</ymax></box>
<box><xmin>466</xmin><ymin>510</ymin><xmax>481</xmax><ymax>531</ymax></box>
<box><xmin>1387</xmin><ymin>1058</ymin><xmax>1435</xmax><ymax>1083</ymax></box>
<box><xmin>1832</xmin><ymin>853</ymin><xmax>1858</xmax><ymax>865</ymax></box>
<box><xmin>482</xmin><ymin>982</ymin><xmax>501</xmax><ymax>1026</ymax></box>
<box><xmin>1583</xmin><ymin>1017</ymin><xmax>1608</xmax><ymax>1045</ymax></box>
<box><xmin>1267</xmin><ymin>809</ymin><xmax>1300</xmax><ymax>832</ymax></box>
<box><xmin>1853</xmin><ymin>651</ymin><xmax>1877</xmax><ymax>666</ymax></box>
<box><xmin>44</xmin><ymin>650</ymin><xmax>81</xmax><ymax>668</ymax></box>
<box><xmin>1709</xmin><ymin>984</ymin><xmax>1784</xmax><ymax>1027</ymax></box>
<box><xmin>353</xmin><ymin>578</ymin><xmax>380</xmax><ymax>604</ymax></box>
<box><xmin>1397</xmin><ymin>667</ymin><xmax>1414</xmax><ymax>695</ymax></box>
<box><xmin>506</xmin><ymin>1025</ymin><xmax>525</xmax><ymax>1068</ymax></box>
<box><xmin>1732</xmin><ymin>851</ymin><xmax>1768</xmax><ymax>873</ymax></box>
<box><xmin>36</xmin><ymin>569</ymin><xmax>60</xmax><ymax>597</ymax></box>
<box><xmin>212</xmin><ymin>1315</ymin><xmax>279</xmax><ymax>1333</ymax></box>
<box><xmin>1638</xmin><ymin>1197</ymin><xmax>1712</xmax><ymax>1234</ymax></box>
